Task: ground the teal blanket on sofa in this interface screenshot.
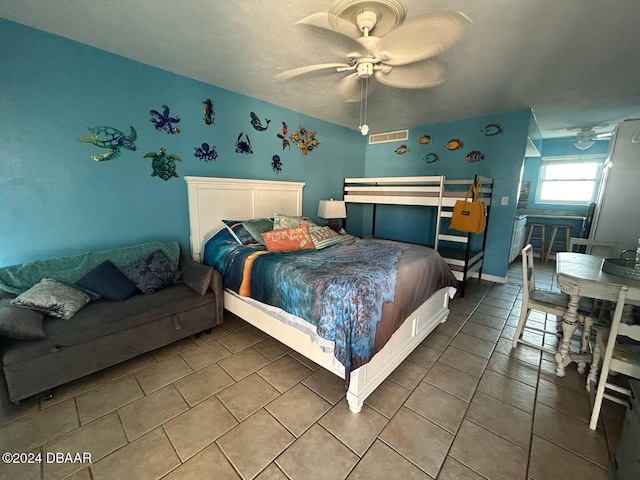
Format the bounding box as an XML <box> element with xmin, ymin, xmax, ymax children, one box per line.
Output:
<box><xmin>0</xmin><ymin>241</ymin><xmax>180</xmax><ymax>294</ymax></box>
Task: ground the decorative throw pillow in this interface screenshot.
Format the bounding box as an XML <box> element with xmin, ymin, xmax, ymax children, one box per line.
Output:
<box><xmin>242</xmin><ymin>218</ymin><xmax>274</xmax><ymax>244</ymax></box>
<box><xmin>121</xmin><ymin>250</ymin><xmax>182</xmax><ymax>295</ymax></box>
<box><xmin>0</xmin><ymin>298</ymin><xmax>46</xmax><ymax>340</ymax></box>
<box><xmin>74</xmin><ymin>260</ymin><xmax>139</xmax><ymax>302</ymax></box>
<box><xmin>261</xmin><ymin>223</ymin><xmax>315</xmax><ymax>252</ymax></box>
<box><xmin>310</xmin><ymin>226</ymin><xmax>345</xmax><ymax>250</ymax></box>
<box><xmin>272</xmin><ymin>212</ymin><xmax>319</xmax><ymax>230</ymax></box>
<box><xmin>222</xmin><ymin>220</ymin><xmax>258</xmax><ymax>245</ymax></box>
<box><xmin>179</xmin><ymin>256</ymin><xmax>213</xmax><ymax>296</ymax></box>
<box><xmin>11</xmin><ymin>278</ymin><xmax>90</xmax><ymax>320</ymax></box>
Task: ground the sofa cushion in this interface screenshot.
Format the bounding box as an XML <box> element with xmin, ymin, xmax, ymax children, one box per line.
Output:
<box><xmin>2</xmin><ymin>283</ymin><xmax>215</xmax><ymax>366</ymax></box>
<box><xmin>122</xmin><ymin>250</ymin><xmax>181</xmax><ymax>294</ymax></box>
<box><xmin>75</xmin><ymin>260</ymin><xmax>139</xmax><ymax>302</ymax></box>
<box><xmin>0</xmin><ymin>298</ymin><xmax>46</xmax><ymax>340</ymax></box>
<box><xmin>11</xmin><ymin>278</ymin><xmax>90</xmax><ymax>320</ymax></box>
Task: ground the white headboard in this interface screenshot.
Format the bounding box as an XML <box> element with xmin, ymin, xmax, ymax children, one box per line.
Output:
<box><xmin>184</xmin><ymin>176</ymin><xmax>306</xmax><ymax>261</ymax></box>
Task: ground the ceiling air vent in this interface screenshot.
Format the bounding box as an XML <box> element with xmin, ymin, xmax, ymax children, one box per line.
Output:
<box><xmin>368</xmin><ymin>129</ymin><xmax>409</xmax><ymax>144</ymax></box>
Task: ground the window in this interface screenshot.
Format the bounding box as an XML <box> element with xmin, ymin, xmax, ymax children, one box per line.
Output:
<box><xmin>536</xmin><ymin>156</ymin><xmax>605</xmax><ymax>204</ymax></box>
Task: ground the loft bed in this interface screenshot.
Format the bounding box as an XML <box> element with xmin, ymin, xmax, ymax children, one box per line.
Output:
<box><xmin>184</xmin><ymin>176</ymin><xmax>456</xmax><ymax>413</ymax></box>
<box><xmin>344</xmin><ymin>175</ymin><xmax>494</xmax><ymax>296</ymax></box>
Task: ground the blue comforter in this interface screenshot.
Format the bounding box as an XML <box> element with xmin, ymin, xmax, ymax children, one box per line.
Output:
<box><xmin>203</xmin><ymin>228</ymin><xmax>456</xmax><ymax>378</ymax></box>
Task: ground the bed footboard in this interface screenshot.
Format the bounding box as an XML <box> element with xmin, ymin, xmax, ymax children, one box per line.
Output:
<box><xmin>224</xmin><ymin>286</ymin><xmax>453</xmax><ymax>412</ymax></box>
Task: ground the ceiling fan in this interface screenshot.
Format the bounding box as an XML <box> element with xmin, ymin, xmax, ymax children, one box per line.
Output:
<box><xmin>573</xmin><ymin>127</ymin><xmax>613</xmax><ymax>150</ymax></box>
<box><xmin>275</xmin><ymin>0</ymin><xmax>471</xmax><ymax>134</ymax></box>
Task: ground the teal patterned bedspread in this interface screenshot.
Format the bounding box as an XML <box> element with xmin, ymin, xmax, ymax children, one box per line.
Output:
<box><xmin>204</xmin><ymin>229</ymin><xmax>411</xmax><ymax>377</ymax></box>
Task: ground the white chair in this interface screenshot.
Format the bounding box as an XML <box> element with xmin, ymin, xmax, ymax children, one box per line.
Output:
<box><xmin>568</xmin><ymin>237</ymin><xmax>618</xmax><ymax>257</ymax></box>
<box><xmin>588</xmin><ymin>286</ymin><xmax>640</xmax><ymax>430</ymax></box>
<box><xmin>512</xmin><ymin>244</ymin><xmax>570</xmax><ymax>354</ymax></box>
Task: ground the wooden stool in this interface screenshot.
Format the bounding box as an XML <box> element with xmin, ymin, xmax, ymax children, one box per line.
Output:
<box><xmin>526</xmin><ymin>223</ymin><xmax>547</xmax><ymax>259</ymax></box>
<box><xmin>545</xmin><ymin>225</ymin><xmax>571</xmax><ymax>262</ymax></box>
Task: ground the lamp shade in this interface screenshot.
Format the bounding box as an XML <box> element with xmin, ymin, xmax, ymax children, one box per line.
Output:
<box><xmin>317</xmin><ymin>199</ymin><xmax>346</xmax><ymax>219</ymax></box>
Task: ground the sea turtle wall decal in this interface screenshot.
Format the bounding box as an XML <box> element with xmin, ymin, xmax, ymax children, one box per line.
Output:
<box><xmin>143</xmin><ymin>147</ymin><xmax>182</xmax><ymax>181</ymax></box>
<box><xmin>77</xmin><ymin>125</ymin><xmax>137</xmax><ymax>161</ymax></box>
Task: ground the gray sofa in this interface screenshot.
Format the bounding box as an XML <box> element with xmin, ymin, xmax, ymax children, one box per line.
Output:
<box><xmin>0</xmin><ymin>241</ymin><xmax>223</xmax><ymax>404</ymax></box>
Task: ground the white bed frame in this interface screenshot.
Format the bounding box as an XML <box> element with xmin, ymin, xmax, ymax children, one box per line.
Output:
<box><xmin>185</xmin><ymin>176</ymin><xmax>453</xmax><ymax>413</ymax></box>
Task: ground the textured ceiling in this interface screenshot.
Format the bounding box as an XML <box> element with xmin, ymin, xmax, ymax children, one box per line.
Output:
<box><xmin>2</xmin><ymin>0</ymin><xmax>640</xmax><ymax>138</ymax></box>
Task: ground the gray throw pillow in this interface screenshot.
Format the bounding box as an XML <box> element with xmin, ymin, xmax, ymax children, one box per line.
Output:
<box><xmin>122</xmin><ymin>250</ymin><xmax>181</xmax><ymax>294</ymax></box>
<box><xmin>11</xmin><ymin>278</ymin><xmax>90</xmax><ymax>320</ymax></box>
<box><xmin>0</xmin><ymin>298</ymin><xmax>46</xmax><ymax>340</ymax></box>
<box><xmin>178</xmin><ymin>256</ymin><xmax>213</xmax><ymax>296</ymax></box>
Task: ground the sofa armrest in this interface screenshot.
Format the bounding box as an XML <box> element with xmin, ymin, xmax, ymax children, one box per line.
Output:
<box><xmin>210</xmin><ymin>269</ymin><xmax>224</xmax><ymax>323</ymax></box>
<box><xmin>178</xmin><ymin>256</ymin><xmax>213</xmax><ymax>296</ymax></box>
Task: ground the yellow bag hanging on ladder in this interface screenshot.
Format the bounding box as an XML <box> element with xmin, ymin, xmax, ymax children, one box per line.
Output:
<box><xmin>449</xmin><ymin>178</ymin><xmax>487</xmax><ymax>234</ymax></box>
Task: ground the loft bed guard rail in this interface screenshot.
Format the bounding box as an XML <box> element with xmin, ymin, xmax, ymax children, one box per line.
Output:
<box><xmin>343</xmin><ymin>175</ymin><xmax>494</xmax><ymax>297</ymax></box>
<box><xmin>343</xmin><ymin>175</ymin><xmax>446</xmax><ymax>248</ymax></box>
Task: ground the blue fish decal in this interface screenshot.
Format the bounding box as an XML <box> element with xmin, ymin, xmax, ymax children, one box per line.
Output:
<box><xmin>423</xmin><ymin>152</ymin><xmax>440</xmax><ymax>164</ymax></box>
<box><xmin>481</xmin><ymin>123</ymin><xmax>504</xmax><ymax>136</ymax></box>
<box><xmin>464</xmin><ymin>150</ymin><xmax>485</xmax><ymax>163</ymax></box>
<box><xmin>250</xmin><ymin>112</ymin><xmax>271</xmax><ymax>131</ymax></box>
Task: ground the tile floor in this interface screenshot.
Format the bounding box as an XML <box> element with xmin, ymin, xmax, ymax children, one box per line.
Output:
<box><xmin>0</xmin><ymin>260</ymin><xmax>627</xmax><ymax>480</ymax></box>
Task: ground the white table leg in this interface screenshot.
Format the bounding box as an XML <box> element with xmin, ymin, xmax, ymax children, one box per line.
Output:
<box><xmin>577</xmin><ymin>314</ymin><xmax>593</xmax><ymax>374</ymax></box>
<box><xmin>586</xmin><ymin>328</ymin><xmax>603</xmax><ymax>392</ymax></box>
<box><xmin>555</xmin><ymin>293</ymin><xmax>581</xmax><ymax>377</ymax></box>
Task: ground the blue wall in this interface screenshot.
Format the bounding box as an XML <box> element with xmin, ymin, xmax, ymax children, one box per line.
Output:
<box><xmin>361</xmin><ymin>110</ymin><xmax>531</xmax><ymax>279</ymax></box>
<box><xmin>0</xmin><ymin>20</ymin><xmax>365</xmax><ymax>266</ymax></box>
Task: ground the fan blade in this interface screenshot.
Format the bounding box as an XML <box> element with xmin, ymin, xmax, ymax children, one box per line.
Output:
<box><xmin>297</xmin><ymin>12</ymin><xmax>362</xmax><ymax>41</ymax></box>
<box><xmin>374</xmin><ymin>61</ymin><xmax>445</xmax><ymax>89</ymax></box>
<box><xmin>377</xmin><ymin>11</ymin><xmax>471</xmax><ymax>66</ymax></box>
<box><xmin>338</xmin><ymin>73</ymin><xmax>362</xmax><ymax>102</ymax></box>
<box><xmin>338</xmin><ymin>73</ymin><xmax>376</xmax><ymax>102</ymax></box>
<box><xmin>275</xmin><ymin>63</ymin><xmax>350</xmax><ymax>81</ymax></box>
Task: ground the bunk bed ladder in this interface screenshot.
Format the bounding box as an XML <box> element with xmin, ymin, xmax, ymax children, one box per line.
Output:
<box><xmin>436</xmin><ymin>175</ymin><xmax>494</xmax><ymax>297</ymax></box>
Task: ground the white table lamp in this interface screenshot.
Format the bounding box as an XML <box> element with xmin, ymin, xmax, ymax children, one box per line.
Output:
<box><xmin>318</xmin><ymin>199</ymin><xmax>346</xmax><ymax>232</ymax></box>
